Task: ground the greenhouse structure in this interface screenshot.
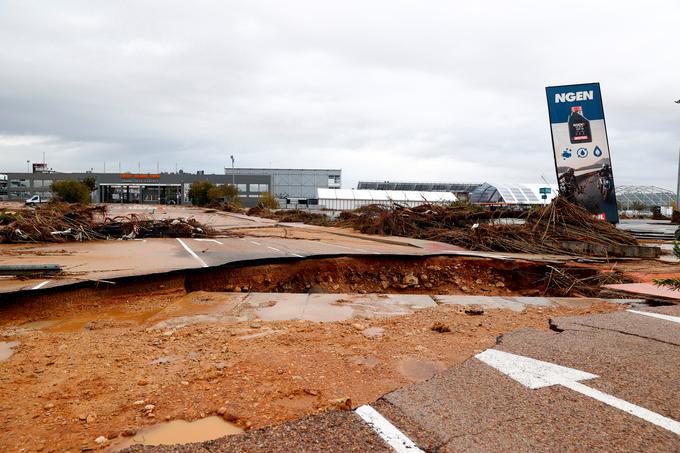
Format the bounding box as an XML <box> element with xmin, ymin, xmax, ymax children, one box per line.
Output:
<box><xmin>468</xmin><ymin>183</ymin><xmax>558</xmax><ymax>206</ymax></box>
<box><xmin>615</xmin><ymin>185</ymin><xmax>675</xmax><ymax>209</ymax></box>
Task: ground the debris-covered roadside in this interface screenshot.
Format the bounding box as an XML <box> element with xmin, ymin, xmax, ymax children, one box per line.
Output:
<box><xmin>0</xmin><ymin>201</ymin><xmax>213</xmax><ymax>243</ymax></box>
<box><xmin>249</xmin><ymin>197</ymin><xmax>640</xmax><ymax>257</ymax></box>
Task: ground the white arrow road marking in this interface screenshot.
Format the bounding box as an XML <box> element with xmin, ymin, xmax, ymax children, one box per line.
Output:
<box><xmin>355</xmin><ymin>405</ymin><xmax>423</xmax><ymax>452</ymax></box>
<box><xmin>476</xmin><ymin>349</ymin><xmax>680</xmax><ymax>435</ymax></box>
<box><xmin>31</xmin><ymin>280</ymin><xmax>50</xmax><ymax>290</ymax></box>
<box><xmin>195</xmin><ymin>239</ymin><xmax>224</xmax><ymax>245</ymax></box>
<box><xmin>627</xmin><ymin>309</ymin><xmax>680</xmax><ymax>324</ymax></box>
<box><xmin>176</xmin><ymin>238</ymin><xmax>209</xmax><ymax>268</ymax></box>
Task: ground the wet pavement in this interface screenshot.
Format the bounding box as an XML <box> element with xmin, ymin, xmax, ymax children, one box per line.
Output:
<box><xmin>605</xmin><ymin>282</ymin><xmax>680</xmax><ymax>302</ymax></box>
<box><xmin>139</xmin><ymin>305</ymin><xmax>680</xmax><ymax>451</ymax></box>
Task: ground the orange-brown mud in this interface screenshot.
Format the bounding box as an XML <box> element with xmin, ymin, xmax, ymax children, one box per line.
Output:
<box><xmin>0</xmin><ymin>256</ymin><xmax>628</xmax><ymax>452</ymax></box>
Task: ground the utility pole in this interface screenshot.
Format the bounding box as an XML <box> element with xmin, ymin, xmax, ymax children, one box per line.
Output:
<box><xmin>676</xmin><ymin>146</ymin><xmax>680</xmax><ymax>211</ymax></box>
<box><xmin>230</xmin><ymin>155</ymin><xmax>235</xmax><ymax>187</ymax></box>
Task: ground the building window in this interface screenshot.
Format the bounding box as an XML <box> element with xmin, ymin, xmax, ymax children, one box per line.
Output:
<box><xmin>237</xmin><ymin>184</ymin><xmax>247</xmax><ymax>193</ymax></box>
<box><xmin>249</xmin><ymin>184</ymin><xmax>269</xmax><ymax>193</ymax></box>
<box><xmin>328</xmin><ymin>175</ymin><xmax>341</xmax><ymax>187</ymax></box>
<box><xmin>10</xmin><ymin>179</ymin><xmax>29</xmax><ymax>188</ymax></box>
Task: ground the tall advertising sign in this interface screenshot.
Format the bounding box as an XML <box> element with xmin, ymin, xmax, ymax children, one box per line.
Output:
<box><xmin>546</xmin><ymin>83</ymin><xmax>618</xmax><ymax>223</ymax></box>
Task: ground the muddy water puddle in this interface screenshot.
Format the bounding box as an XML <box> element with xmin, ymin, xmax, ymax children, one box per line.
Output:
<box><xmin>12</xmin><ymin>292</ymin><xmax>437</xmax><ymax>334</ymax></box>
<box><xmin>18</xmin><ymin>310</ymin><xmax>159</xmax><ymax>333</ymax></box>
<box><xmin>0</xmin><ymin>341</ymin><xmax>19</xmax><ymax>361</ymax></box>
<box><xmin>398</xmin><ymin>357</ymin><xmax>445</xmax><ymax>382</ymax></box>
<box><xmin>112</xmin><ymin>416</ymin><xmax>243</xmax><ymax>450</ymax></box>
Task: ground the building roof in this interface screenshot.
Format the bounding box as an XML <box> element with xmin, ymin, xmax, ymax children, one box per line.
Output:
<box><xmin>357</xmin><ymin>181</ymin><xmax>480</xmax><ymax>193</ymax></box>
<box><xmin>317</xmin><ymin>188</ymin><xmax>457</xmax><ymax>203</ymax></box>
<box><xmin>469</xmin><ymin>183</ymin><xmax>558</xmax><ymax>205</ymax></box>
<box><xmin>616</xmin><ymin>185</ymin><xmax>675</xmax><ymax>207</ymax></box>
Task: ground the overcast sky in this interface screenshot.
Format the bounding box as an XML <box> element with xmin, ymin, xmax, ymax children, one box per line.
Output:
<box><xmin>0</xmin><ymin>1</ymin><xmax>678</xmax><ymax>189</ymax></box>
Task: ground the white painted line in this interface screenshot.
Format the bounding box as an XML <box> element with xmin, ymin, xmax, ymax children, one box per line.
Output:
<box><xmin>195</xmin><ymin>239</ymin><xmax>224</xmax><ymax>245</ymax></box>
<box><xmin>176</xmin><ymin>238</ymin><xmax>209</xmax><ymax>268</ymax></box>
<box><xmin>476</xmin><ymin>349</ymin><xmax>680</xmax><ymax>435</ymax></box>
<box><xmin>627</xmin><ymin>309</ymin><xmax>680</xmax><ymax>324</ymax></box>
<box><xmin>355</xmin><ymin>405</ymin><xmax>423</xmax><ymax>452</ymax></box>
<box><xmin>353</xmin><ymin>248</ymin><xmax>367</xmax><ymax>252</ymax></box>
<box><xmin>561</xmin><ymin>380</ymin><xmax>680</xmax><ymax>435</ymax></box>
<box><xmin>267</xmin><ymin>246</ymin><xmax>282</xmax><ymax>252</ymax></box>
<box><xmin>250</xmin><ymin>241</ymin><xmax>262</xmax><ymax>246</ymax></box>
<box><xmin>324</xmin><ymin>243</ymin><xmax>352</xmax><ymax>250</ymax></box>
<box><xmin>31</xmin><ymin>280</ymin><xmax>50</xmax><ymax>290</ymax></box>
<box><xmin>289</xmin><ymin>253</ymin><xmax>304</xmax><ymax>258</ymax></box>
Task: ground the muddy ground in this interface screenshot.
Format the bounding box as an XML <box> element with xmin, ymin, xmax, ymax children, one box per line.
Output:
<box><xmin>0</xmin><ymin>254</ymin><xmax>634</xmax><ymax>452</ymax></box>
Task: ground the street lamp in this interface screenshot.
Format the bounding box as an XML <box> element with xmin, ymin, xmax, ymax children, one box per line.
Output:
<box><xmin>230</xmin><ymin>155</ymin><xmax>235</xmax><ymax>187</ymax></box>
<box><xmin>26</xmin><ymin>160</ymin><xmax>30</xmax><ymax>174</ymax></box>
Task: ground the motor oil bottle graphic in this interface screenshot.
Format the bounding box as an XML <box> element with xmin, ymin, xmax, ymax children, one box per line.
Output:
<box><xmin>568</xmin><ymin>106</ymin><xmax>592</xmax><ymax>144</ymax></box>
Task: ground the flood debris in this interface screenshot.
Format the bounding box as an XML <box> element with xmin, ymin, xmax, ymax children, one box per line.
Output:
<box><xmin>332</xmin><ymin>196</ymin><xmax>642</xmax><ymax>257</ymax></box>
<box><xmin>0</xmin><ymin>201</ymin><xmax>213</xmax><ymax>243</ymax></box>
<box><xmin>430</xmin><ymin>321</ymin><xmax>451</xmax><ymax>332</ymax></box>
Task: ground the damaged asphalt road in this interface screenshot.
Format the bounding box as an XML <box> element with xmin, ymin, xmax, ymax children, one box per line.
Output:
<box><xmin>126</xmin><ymin>305</ymin><xmax>680</xmax><ymax>452</ymax></box>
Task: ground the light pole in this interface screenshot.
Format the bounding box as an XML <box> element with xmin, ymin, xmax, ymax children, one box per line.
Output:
<box><xmin>26</xmin><ymin>160</ymin><xmax>30</xmax><ymax>174</ymax></box>
<box><xmin>230</xmin><ymin>155</ymin><xmax>235</xmax><ymax>187</ymax></box>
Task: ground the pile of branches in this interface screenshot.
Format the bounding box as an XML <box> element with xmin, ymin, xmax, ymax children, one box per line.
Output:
<box><xmin>0</xmin><ymin>201</ymin><xmax>108</xmax><ymax>242</ymax></box>
<box><xmin>335</xmin><ymin>197</ymin><xmax>638</xmax><ymax>256</ymax></box>
<box><xmin>0</xmin><ymin>201</ymin><xmax>213</xmax><ymax>243</ymax></box>
<box><xmin>245</xmin><ymin>204</ymin><xmax>332</xmax><ymax>226</ymax></box>
<box><xmin>96</xmin><ymin>215</ymin><xmax>211</xmax><ymax>239</ymax></box>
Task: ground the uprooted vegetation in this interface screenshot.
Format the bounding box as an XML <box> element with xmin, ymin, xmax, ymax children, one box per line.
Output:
<box><xmin>246</xmin><ymin>197</ymin><xmax>639</xmax><ymax>256</ymax></box>
<box><xmin>0</xmin><ymin>201</ymin><xmax>213</xmax><ymax>243</ymax></box>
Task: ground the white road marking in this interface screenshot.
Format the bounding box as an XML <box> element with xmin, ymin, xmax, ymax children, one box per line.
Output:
<box><xmin>31</xmin><ymin>280</ymin><xmax>50</xmax><ymax>290</ymax></box>
<box><xmin>324</xmin><ymin>243</ymin><xmax>352</xmax><ymax>250</ymax></box>
<box><xmin>353</xmin><ymin>248</ymin><xmax>367</xmax><ymax>252</ymax></box>
<box><xmin>250</xmin><ymin>241</ymin><xmax>261</xmax><ymax>246</ymax></box>
<box><xmin>176</xmin><ymin>238</ymin><xmax>209</xmax><ymax>268</ymax></box>
<box><xmin>267</xmin><ymin>246</ymin><xmax>282</xmax><ymax>252</ymax></box>
<box><xmin>289</xmin><ymin>253</ymin><xmax>304</xmax><ymax>258</ymax></box>
<box><xmin>476</xmin><ymin>349</ymin><xmax>680</xmax><ymax>435</ymax></box>
<box><xmin>195</xmin><ymin>239</ymin><xmax>224</xmax><ymax>245</ymax></box>
<box><xmin>627</xmin><ymin>309</ymin><xmax>680</xmax><ymax>324</ymax></box>
<box><xmin>355</xmin><ymin>405</ymin><xmax>423</xmax><ymax>452</ymax></box>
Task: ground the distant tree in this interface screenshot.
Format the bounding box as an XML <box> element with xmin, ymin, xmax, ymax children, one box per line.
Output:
<box><xmin>258</xmin><ymin>192</ymin><xmax>279</xmax><ymax>209</ymax></box>
<box><xmin>81</xmin><ymin>176</ymin><xmax>97</xmax><ymax>193</ymax></box>
<box><xmin>52</xmin><ymin>180</ymin><xmax>91</xmax><ymax>204</ymax></box>
<box><xmin>188</xmin><ymin>180</ymin><xmax>213</xmax><ymax>206</ymax></box>
<box><xmin>189</xmin><ymin>182</ymin><xmax>241</xmax><ymax>206</ymax></box>
<box><xmin>222</xmin><ymin>184</ymin><xmax>239</xmax><ymax>203</ymax></box>
<box><xmin>631</xmin><ymin>201</ymin><xmax>646</xmax><ymax>214</ymax></box>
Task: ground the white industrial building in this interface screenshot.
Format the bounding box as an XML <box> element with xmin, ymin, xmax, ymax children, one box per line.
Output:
<box><xmin>469</xmin><ymin>183</ymin><xmax>559</xmax><ymax>205</ymax></box>
<box><xmin>317</xmin><ymin>188</ymin><xmax>456</xmax><ymax>210</ymax></box>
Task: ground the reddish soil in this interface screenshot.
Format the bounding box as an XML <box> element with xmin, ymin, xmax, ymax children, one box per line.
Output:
<box><xmin>0</xmin><ymin>255</ymin><xmax>630</xmax><ymax>452</ymax></box>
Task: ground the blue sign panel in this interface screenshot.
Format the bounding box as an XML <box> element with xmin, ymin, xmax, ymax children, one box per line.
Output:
<box><xmin>546</xmin><ymin>82</ymin><xmax>618</xmax><ymax>223</ymax></box>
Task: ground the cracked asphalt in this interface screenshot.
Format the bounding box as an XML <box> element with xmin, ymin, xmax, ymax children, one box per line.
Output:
<box><xmin>125</xmin><ymin>305</ymin><xmax>680</xmax><ymax>452</ymax></box>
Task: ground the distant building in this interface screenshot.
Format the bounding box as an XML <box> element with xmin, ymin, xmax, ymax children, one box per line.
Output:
<box><xmin>1</xmin><ymin>166</ymin><xmax>343</xmax><ymax>207</ymax></box>
<box><xmin>317</xmin><ymin>188</ymin><xmax>456</xmax><ymax>210</ymax></box>
<box><xmin>226</xmin><ymin>168</ymin><xmax>341</xmax><ymax>199</ymax></box>
<box><xmin>357</xmin><ymin>181</ymin><xmax>480</xmax><ymax>200</ymax></box>
<box><xmin>616</xmin><ymin>185</ymin><xmax>675</xmax><ymax>209</ymax></box>
<box><xmin>469</xmin><ymin>183</ymin><xmax>558</xmax><ymax>206</ymax></box>
<box><xmin>0</xmin><ymin>169</ymin><xmax>270</xmax><ymax>206</ymax></box>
